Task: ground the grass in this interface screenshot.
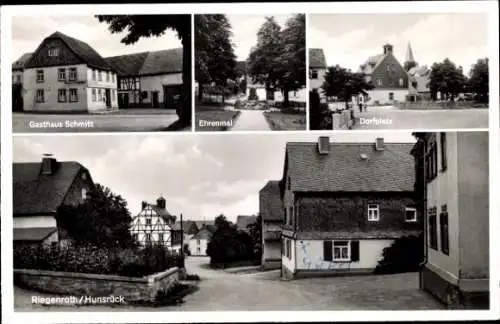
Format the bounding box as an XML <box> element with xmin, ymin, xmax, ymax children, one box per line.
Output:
<box><xmin>195</xmin><ymin>111</ymin><xmax>241</xmax><ymax>131</ymax></box>
<box><xmin>264</xmin><ymin>111</ymin><xmax>306</xmax><ymax>131</ymax></box>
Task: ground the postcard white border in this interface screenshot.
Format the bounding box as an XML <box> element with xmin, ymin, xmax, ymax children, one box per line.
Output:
<box><xmin>1</xmin><ymin>1</ymin><xmax>499</xmax><ymax>323</ymax></box>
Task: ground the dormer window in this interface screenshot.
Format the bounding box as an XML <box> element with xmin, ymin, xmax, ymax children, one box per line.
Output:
<box><xmin>36</xmin><ymin>70</ymin><xmax>44</xmax><ymax>83</ymax></box>
<box><xmin>81</xmin><ymin>188</ymin><xmax>87</xmax><ymax>200</ymax></box>
<box><xmin>48</xmin><ymin>48</ymin><xmax>59</xmax><ymax>57</ymax></box>
<box><xmin>310</xmin><ymin>69</ymin><xmax>318</xmax><ymax>79</ymax></box>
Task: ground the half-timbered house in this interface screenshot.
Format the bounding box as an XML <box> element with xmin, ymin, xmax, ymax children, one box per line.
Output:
<box><xmin>104</xmin><ymin>48</ymin><xmax>183</xmax><ymax>110</ymax></box>
<box><xmin>130</xmin><ymin>196</ymin><xmax>182</xmax><ymax>252</ymax></box>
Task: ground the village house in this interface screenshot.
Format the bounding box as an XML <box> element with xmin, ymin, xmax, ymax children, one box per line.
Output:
<box><xmin>280</xmin><ymin>136</ymin><xmax>421</xmax><ymax>280</ymax></box>
<box><xmin>13</xmin><ymin>154</ymin><xmax>95</xmax><ymax>248</ymax></box>
<box><xmin>20</xmin><ymin>31</ymin><xmax>118</xmax><ymax>112</ymax></box>
<box><xmin>358</xmin><ymin>43</ymin><xmax>410</xmax><ymax>105</ymax></box>
<box><xmin>309</xmin><ymin>48</ymin><xmax>327</xmax><ymax>93</ymax></box>
<box><xmin>189</xmin><ymin>223</ymin><xmax>217</xmax><ymax>256</ymax></box>
<box><xmin>236</xmin><ymin>215</ymin><xmax>258</xmax><ymax>233</ymax></box>
<box><xmin>104</xmin><ymin>48</ymin><xmax>183</xmax><ymax>110</ymax></box>
<box><xmin>12</xmin><ymin>53</ymin><xmax>33</xmax><ymax>112</ymax></box>
<box><xmin>172</xmin><ymin>220</ymin><xmax>199</xmax><ymax>248</ymax></box>
<box><xmin>130</xmin><ymin>196</ymin><xmax>182</xmax><ymax>253</ymax></box>
<box><xmin>259</xmin><ymin>180</ymin><xmax>284</xmax><ymax>270</ymax></box>
<box><xmin>412</xmin><ymin>132</ymin><xmax>489</xmax><ymax>309</ymax></box>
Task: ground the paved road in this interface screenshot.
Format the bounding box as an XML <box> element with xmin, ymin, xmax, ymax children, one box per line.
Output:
<box><xmin>231</xmin><ymin>110</ymin><xmax>271</xmax><ymax>131</ymax></box>
<box><xmin>177</xmin><ymin>257</ymin><xmax>443</xmax><ymax>311</ymax></box>
<box><xmin>351</xmin><ymin>106</ymin><xmax>488</xmax><ymax>129</ymax></box>
<box><xmin>13</xmin><ymin>113</ymin><xmax>181</xmax><ymax>133</ymax></box>
<box><xmin>14</xmin><ymin>257</ymin><xmax>443</xmax><ymax>311</ymax></box>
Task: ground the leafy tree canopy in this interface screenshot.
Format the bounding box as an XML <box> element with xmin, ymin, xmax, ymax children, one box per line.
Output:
<box><xmin>467</xmin><ymin>57</ymin><xmax>489</xmax><ymax>103</ymax></box>
<box><xmin>428</xmin><ymin>58</ymin><xmax>467</xmax><ymax>101</ymax></box>
<box><xmin>321</xmin><ymin>65</ymin><xmax>374</xmax><ymax>105</ymax></box>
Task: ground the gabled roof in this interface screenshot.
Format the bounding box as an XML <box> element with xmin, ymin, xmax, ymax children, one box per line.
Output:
<box><xmin>104</xmin><ymin>48</ymin><xmax>182</xmax><ymax>77</ymax></box>
<box><xmin>12</xmin><ymin>53</ymin><xmax>33</xmax><ymax>70</ymax></box>
<box><xmin>360</xmin><ymin>54</ymin><xmax>385</xmax><ymax>73</ymax></box>
<box><xmin>13</xmin><ymin>161</ymin><xmax>85</xmax><ymax>215</ymax></box>
<box><xmin>172</xmin><ymin>220</ymin><xmax>198</xmax><ymax>234</ymax></box>
<box><xmin>192</xmin><ymin>227</ymin><xmax>214</xmax><ymax>240</ymax></box>
<box><xmin>193</xmin><ymin>220</ymin><xmax>215</xmax><ymax>229</ymax></box>
<box><xmin>236</xmin><ymin>215</ymin><xmax>258</xmax><ymax>232</ymax></box>
<box><xmin>14</xmin><ymin>227</ymin><xmax>57</xmax><ymax>242</ymax></box>
<box><xmin>283</xmin><ymin>141</ymin><xmax>415</xmax><ymax>193</ymax></box>
<box><xmin>259</xmin><ymin>181</ymin><xmax>284</xmax><ymax>222</ymax></box>
<box><xmin>25</xmin><ymin>31</ymin><xmax>113</xmax><ymax>71</ymax></box>
<box><xmin>309</xmin><ymin>48</ymin><xmax>327</xmax><ymax>69</ymax></box>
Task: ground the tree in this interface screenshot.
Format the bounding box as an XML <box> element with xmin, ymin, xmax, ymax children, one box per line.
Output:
<box><xmin>56</xmin><ymin>183</ymin><xmax>136</xmax><ymax>248</ymax></box>
<box><xmin>247</xmin><ymin>215</ymin><xmax>262</xmax><ymax>260</ymax></box>
<box><xmin>247</xmin><ymin>17</ymin><xmax>284</xmax><ymax>100</ymax></box>
<box><xmin>96</xmin><ymin>15</ymin><xmax>192</xmax><ymax>128</ymax></box>
<box><xmin>467</xmin><ymin>58</ymin><xmax>489</xmax><ymax>103</ymax></box>
<box><xmin>404</xmin><ymin>61</ymin><xmax>418</xmax><ymax>72</ymax></box>
<box><xmin>277</xmin><ymin>13</ymin><xmax>306</xmax><ymax>106</ymax></box>
<box><xmin>195</xmin><ymin>15</ymin><xmax>237</xmax><ymax>103</ymax></box>
<box><xmin>321</xmin><ymin>65</ymin><xmax>374</xmax><ymax>108</ymax></box>
<box><xmin>429</xmin><ymin>58</ymin><xmax>467</xmax><ymax>101</ymax></box>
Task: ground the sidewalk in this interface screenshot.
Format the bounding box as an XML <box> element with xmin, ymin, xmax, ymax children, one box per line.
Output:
<box><xmin>231</xmin><ymin>110</ymin><xmax>271</xmax><ymax>131</ymax></box>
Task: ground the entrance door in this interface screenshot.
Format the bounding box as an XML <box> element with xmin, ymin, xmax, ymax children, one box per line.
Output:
<box><xmin>105</xmin><ymin>89</ymin><xmax>111</xmax><ymax>108</ymax></box>
<box><xmin>152</xmin><ymin>91</ymin><xmax>159</xmax><ymax>108</ymax></box>
<box><xmin>119</xmin><ymin>93</ymin><xmax>129</xmax><ymax>109</ymax></box>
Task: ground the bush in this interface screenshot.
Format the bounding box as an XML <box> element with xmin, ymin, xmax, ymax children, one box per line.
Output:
<box><xmin>13</xmin><ymin>244</ymin><xmax>184</xmax><ymax>278</ymax></box>
<box><xmin>374</xmin><ymin>235</ymin><xmax>424</xmax><ymax>275</ymax></box>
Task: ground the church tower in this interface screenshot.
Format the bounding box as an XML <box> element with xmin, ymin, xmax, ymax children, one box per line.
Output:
<box><xmin>404</xmin><ymin>42</ymin><xmax>418</xmax><ymax>71</ymax></box>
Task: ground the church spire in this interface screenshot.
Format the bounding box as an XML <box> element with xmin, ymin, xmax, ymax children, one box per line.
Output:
<box><xmin>405</xmin><ymin>42</ymin><xmax>415</xmax><ymax>63</ymax></box>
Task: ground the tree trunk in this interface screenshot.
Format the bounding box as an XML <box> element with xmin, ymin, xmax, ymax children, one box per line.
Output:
<box><xmin>283</xmin><ymin>87</ymin><xmax>290</xmax><ymax>108</ymax></box>
<box><xmin>198</xmin><ymin>83</ymin><xmax>203</xmax><ymax>102</ymax></box>
<box><xmin>179</xmin><ymin>31</ymin><xmax>192</xmax><ymax>126</ymax></box>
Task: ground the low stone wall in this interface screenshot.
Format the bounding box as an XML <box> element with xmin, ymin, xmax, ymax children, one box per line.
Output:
<box><xmin>396</xmin><ymin>101</ymin><xmax>488</xmax><ymax>110</ymax></box>
<box><xmin>14</xmin><ymin>267</ymin><xmax>180</xmax><ymax>303</ymax></box>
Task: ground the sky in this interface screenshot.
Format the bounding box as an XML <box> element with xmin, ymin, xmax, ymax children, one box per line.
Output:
<box><xmin>13</xmin><ymin>132</ymin><xmax>415</xmax><ymax>223</ymax></box>
<box><xmin>309</xmin><ymin>13</ymin><xmax>489</xmax><ymax>75</ymax></box>
<box><xmin>11</xmin><ymin>15</ymin><xmax>183</xmax><ymax>61</ymax></box>
<box><xmin>226</xmin><ymin>14</ymin><xmax>293</xmax><ymax>61</ymax></box>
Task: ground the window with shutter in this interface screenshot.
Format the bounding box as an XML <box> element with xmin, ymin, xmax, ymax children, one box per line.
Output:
<box><xmin>323</xmin><ymin>241</ymin><xmax>333</xmax><ymax>261</ymax></box>
<box><xmin>350</xmin><ymin>241</ymin><xmax>360</xmax><ymax>262</ymax></box>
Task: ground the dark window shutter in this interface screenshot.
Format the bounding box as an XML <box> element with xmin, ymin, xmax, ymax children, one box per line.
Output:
<box><xmin>351</xmin><ymin>241</ymin><xmax>360</xmax><ymax>262</ymax></box>
<box><xmin>323</xmin><ymin>241</ymin><xmax>332</xmax><ymax>261</ymax></box>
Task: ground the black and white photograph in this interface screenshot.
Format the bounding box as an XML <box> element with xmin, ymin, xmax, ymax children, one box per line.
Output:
<box><xmin>12</xmin><ymin>132</ymin><xmax>488</xmax><ymax>311</ymax></box>
<box><xmin>194</xmin><ymin>14</ymin><xmax>306</xmax><ymax>132</ymax></box>
<box><xmin>11</xmin><ymin>14</ymin><xmax>192</xmax><ymax>133</ymax></box>
<box><xmin>308</xmin><ymin>13</ymin><xmax>490</xmax><ymax>130</ymax></box>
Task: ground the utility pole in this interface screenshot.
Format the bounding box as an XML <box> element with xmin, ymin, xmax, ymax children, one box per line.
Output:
<box><xmin>180</xmin><ymin>213</ymin><xmax>184</xmax><ymax>259</ymax></box>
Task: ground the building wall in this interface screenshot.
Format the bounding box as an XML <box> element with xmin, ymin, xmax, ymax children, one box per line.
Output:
<box><xmin>366</xmin><ymin>89</ymin><xmax>409</xmax><ymax>105</ymax></box>
<box><xmin>86</xmin><ymin>67</ymin><xmax>118</xmax><ymax>111</ymax></box>
<box><xmin>130</xmin><ymin>206</ymin><xmax>174</xmax><ymax>248</ymax></box>
<box><xmin>296</xmin><ymin>194</ymin><xmax>418</xmax><ymax>232</ymax></box>
<box><xmin>189</xmin><ymin>238</ymin><xmax>209</xmax><ymax>256</ymax></box>
<box><xmin>370</xmin><ymin>53</ymin><xmax>409</xmax><ymax>89</ymax></box>
<box><xmin>13</xmin><ymin>215</ymin><xmax>56</xmax><ymax>229</ymax></box>
<box><xmin>295</xmin><ymin>239</ymin><xmax>393</xmax><ymax>271</ymax></box>
<box><xmin>62</xmin><ymin>169</ymin><xmax>93</xmax><ymax>207</ymax></box>
<box><xmin>426</xmin><ymin>133</ymin><xmax>460</xmax><ymax>282</ymax></box>
<box><xmin>281</xmin><ymin>236</ymin><xmax>296</xmax><ymax>276</ymax></box>
<box><xmin>263</xmin><ymin>241</ymin><xmax>281</xmax><ymax>262</ymax></box>
<box><xmin>23</xmin><ymin>64</ymin><xmax>88</xmax><ymax>111</ymax></box>
<box><xmin>13</xmin><ymin>70</ymin><xmax>23</xmax><ymax>84</ymax></box>
<box><xmin>309</xmin><ymin>68</ymin><xmax>326</xmax><ymax>91</ymax></box>
<box><xmin>457</xmin><ymin>132</ymin><xmax>489</xmax><ymax>282</ymax></box>
<box><xmin>140</xmin><ymin>73</ymin><xmax>183</xmax><ymax>104</ymax></box>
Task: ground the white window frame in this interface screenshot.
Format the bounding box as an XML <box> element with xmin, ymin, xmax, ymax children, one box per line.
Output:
<box><xmin>310</xmin><ymin>69</ymin><xmax>318</xmax><ymax>79</ymax></box>
<box><xmin>405</xmin><ymin>207</ymin><xmax>417</xmax><ymax>222</ymax></box>
<box><xmin>81</xmin><ymin>188</ymin><xmax>87</xmax><ymax>200</ymax></box>
<box><xmin>36</xmin><ymin>70</ymin><xmax>44</xmax><ymax>83</ymax></box>
<box><xmin>69</xmin><ymin>88</ymin><xmax>78</xmax><ymax>102</ymax></box>
<box><xmin>48</xmin><ymin>48</ymin><xmax>59</xmax><ymax>57</ymax></box>
<box><xmin>377</xmin><ymin>79</ymin><xmax>382</xmax><ymax>86</ymax></box>
<box><xmin>333</xmin><ymin>240</ymin><xmax>351</xmax><ymax>261</ymax></box>
<box><xmin>92</xmin><ymin>69</ymin><xmax>96</xmax><ymax>81</ymax></box>
<box><xmin>98</xmin><ymin>71</ymin><xmax>102</xmax><ymax>81</ymax></box>
<box><xmin>58</xmin><ymin>68</ymin><xmax>66</xmax><ymax>81</ymax></box>
<box><xmin>36</xmin><ymin>89</ymin><xmax>44</xmax><ymax>103</ymax></box>
<box><xmin>145</xmin><ymin>218</ymin><xmax>152</xmax><ymax>226</ymax></box>
<box><xmin>69</xmin><ymin>68</ymin><xmax>77</xmax><ymax>81</ymax></box>
<box><xmin>58</xmin><ymin>89</ymin><xmax>67</xmax><ymax>102</ymax></box>
<box><xmin>367</xmin><ymin>204</ymin><xmax>380</xmax><ymax>221</ymax></box>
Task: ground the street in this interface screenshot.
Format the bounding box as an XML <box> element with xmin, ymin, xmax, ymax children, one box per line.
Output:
<box><xmin>12</xmin><ymin>111</ymin><xmax>182</xmax><ymax>133</ymax></box>
<box><xmin>14</xmin><ymin>257</ymin><xmax>443</xmax><ymax>311</ymax></box>
<box><xmin>231</xmin><ymin>110</ymin><xmax>271</xmax><ymax>131</ymax></box>
<box><xmin>350</xmin><ymin>106</ymin><xmax>488</xmax><ymax>129</ymax></box>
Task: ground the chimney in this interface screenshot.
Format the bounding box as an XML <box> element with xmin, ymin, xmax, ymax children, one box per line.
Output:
<box><xmin>156</xmin><ymin>196</ymin><xmax>166</xmax><ymax>209</ymax></box>
<box><xmin>375</xmin><ymin>138</ymin><xmax>384</xmax><ymax>151</ymax></box>
<box><xmin>141</xmin><ymin>201</ymin><xmax>148</xmax><ymax>210</ymax></box>
<box><xmin>41</xmin><ymin>154</ymin><xmax>57</xmax><ymax>175</ymax></box>
<box><xmin>317</xmin><ymin>136</ymin><xmax>330</xmax><ymax>155</ymax></box>
<box><xmin>383</xmin><ymin>44</ymin><xmax>393</xmax><ymax>55</ymax></box>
